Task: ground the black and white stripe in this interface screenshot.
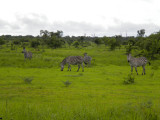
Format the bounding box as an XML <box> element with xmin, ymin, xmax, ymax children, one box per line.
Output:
<box><xmin>22</xmin><ymin>47</ymin><xmax>32</xmax><ymax>60</ymax></box>
<box><xmin>61</xmin><ymin>56</ymin><xmax>84</xmax><ymax>72</ymax></box>
<box><xmin>127</xmin><ymin>54</ymin><xmax>149</xmax><ymax>75</ymax></box>
<box><xmin>83</xmin><ymin>53</ymin><xmax>92</xmax><ymax>67</ymax></box>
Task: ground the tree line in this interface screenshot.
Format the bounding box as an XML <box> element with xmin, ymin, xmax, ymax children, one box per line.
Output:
<box><xmin>0</xmin><ymin>29</ymin><xmax>160</xmax><ymax>60</ymax></box>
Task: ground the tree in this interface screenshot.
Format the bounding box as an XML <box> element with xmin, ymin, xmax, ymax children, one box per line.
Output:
<box><xmin>54</xmin><ymin>30</ymin><xmax>63</xmax><ymax>38</ymax></box>
<box><xmin>128</xmin><ymin>38</ymin><xmax>136</xmax><ymax>46</ymax></box>
<box><xmin>13</xmin><ymin>40</ymin><xmax>21</xmax><ymax>45</ymax></box>
<box><xmin>40</xmin><ymin>30</ymin><xmax>50</xmax><ymax>45</ymax></box>
<box><xmin>40</xmin><ymin>30</ymin><xmax>50</xmax><ymax>37</ymax></box>
<box><xmin>133</xmin><ymin>31</ymin><xmax>160</xmax><ymax>59</ymax></box>
<box><xmin>94</xmin><ymin>38</ymin><xmax>102</xmax><ymax>46</ymax></box>
<box><xmin>30</xmin><ymin>39</ymin><xmax>40</xmax><ymax>49</ymax></box>
<box><xmin>0</xmin><ymin>37</ymin><xmax>5</xmax><ymax>46</ymax></box>
<box><xmin>40</xmin><ymin>30</ymin><xmax>64</xmax><ymax>48</ymax></box>
<box><xmin>67</xmin><ymin>40</ymin><xmax>73</xmax><ymax>48</ymax></box>
<box><xmin>48</xmin><ymin>36</ymin><xmax>63</xmax><ymax>49</ymax></box>
<box><xmin>107</xmin><ymin>38</ymin><xmax>118</xmax><ymax>50</ymax></box>
<box><xmin>101</xmin><ymin>36</ymin><xmax>109</xmax><ymax>47</ymax></box>
<box><xmin>137</xmin><ymin>29</ymin><xmax>145</xmax><ymax>37</ymax></box>
<box><xmin>78</xmin><ymin>36</ymin><xmax>85</xmax><ymax>45</ymax></box>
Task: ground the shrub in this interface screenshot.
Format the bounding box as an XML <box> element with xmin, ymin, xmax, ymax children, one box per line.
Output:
<box><xmin>63</xmin><ymin>80</ymin><xmax>71</xmax><ymax>87</ymax></box>
<box><xmin>48</xmin><ymin>36</ymin><xmax>64</xmax><ymax>49</ymax></box>
<box><xmin>30</xmin><ymin>39</ymin><xmax>40</xmax><ymax>48</ymax></box>
<box><xmin>72</xmin><ymin>41</ymin><xmax>80</xmax><ymax>48</ymax></box>
<box><xmin>123</xmin><ymin>74</ymin><xmax>135</xmax><ymax>84</ymax></box>
<box><xmin>0</xmin><ymin>38</ymin><xmax>5</xmax><ymax>45</ymax></box>
<box><xmin>23</xmin><ymin>77</ymin><xmax>33</xmax><ymax>84</ymax></box>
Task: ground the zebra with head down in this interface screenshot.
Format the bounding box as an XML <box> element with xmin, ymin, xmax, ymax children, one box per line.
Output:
<box><xmin>22</xmin><ymin>47</ymin><xmax>32</xmax><ymax>61</ymax></box>
<box><xmin>61</xmin><ymin>56</ymin><xmax>84</xmax><ymax>72</ymax></box>
<box><xmin>127</xmin><ymin>53</ymin><xmax>150</xmax><ymax>75</ymax></box>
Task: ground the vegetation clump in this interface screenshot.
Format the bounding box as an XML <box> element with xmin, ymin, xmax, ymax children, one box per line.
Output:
<box><xmin>63</xmin><ymin>80</ymin><xmax>71</xmax><ymax>87</ymax></box>
<box><xmin>23</xmin><ymin>77</ymin><xmax>33</xmax><ymax>84</ymax></box>
<box><xmin>123</xmin><ymin>74</ymin><xmax>135</xmax><ymax>84</ymax></box>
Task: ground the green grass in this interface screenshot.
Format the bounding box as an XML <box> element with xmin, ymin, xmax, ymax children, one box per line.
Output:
<box><xmin>0</xmin><ymin>46</ymin><xmax>160</xmax><ymax>119</ymax></box>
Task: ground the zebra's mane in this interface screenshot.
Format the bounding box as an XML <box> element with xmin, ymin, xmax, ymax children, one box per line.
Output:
<box><xmin>61</xmin><ymin>58</ymin><xmax>67</xmax><ymax>65</ymax></box>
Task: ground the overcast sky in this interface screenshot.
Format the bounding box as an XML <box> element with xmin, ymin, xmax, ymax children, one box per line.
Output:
<box><xmin>0</xmin><ymin>0</ymin><xmax>160</xmax><ymax>36</ymax></box>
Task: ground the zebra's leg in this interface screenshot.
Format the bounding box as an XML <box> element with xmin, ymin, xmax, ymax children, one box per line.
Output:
<box><xmin>89</xmin><ymin>61</ymin><xmax>91</xmax><ymax>67</ymax></box>
<box><xmin>135</xmin><ymin>67</ymin><xmax>138</xmax><ymax>75</ymax></box>
<box><xmin>68</xmin><ymin>64</ymin><xmax>70</xmax><ymax>71</ymax></box>
<box><xmin>131</xmin><ymin>66</ymin><xmax>133</xmax><ymax>73</ymax></box>
<box><xmin>142</xmin><ymin>66</ymin><xmax>143</xmax><ymax>75</ymax></box>
<box><xmin>142</xmin><ymin>66</ymin><xmax>145</xmax><ymax>75</ymax></box>
<box><xmin>77</xmin><ymin>64</ymin><xmax>80</xmax><ymax>72</ymax></box>
<box><xmin>81</xmin><ymin>63</ymin><xmax>84</xmax><ymax>72</ymax></box>
<box><xmin>70</xmin><ymin>65</ymin><xmax>71</xmax><ymax>71</ymax></box>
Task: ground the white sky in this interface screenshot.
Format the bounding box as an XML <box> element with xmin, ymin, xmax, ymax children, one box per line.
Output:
<box><xmin>0</xmin><ymin>0</ymin><xmax>160</xmax><ymax>36</ymax></box>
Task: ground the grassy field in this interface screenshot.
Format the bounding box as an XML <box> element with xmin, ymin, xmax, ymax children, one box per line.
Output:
<box><xmin>0</xmin><ymin>46</ymin><xmax>160</xmax><ymax>120</ymax></box>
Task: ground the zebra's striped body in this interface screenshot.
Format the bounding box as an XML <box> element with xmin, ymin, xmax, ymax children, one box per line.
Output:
<box><xmin>127</xmin><ymin>54</ymin><xmax>148</xmax><ymax>75</ymax></box>
<box><xmin>83</xmin><ymin>53</ymin><xmax>92</xmax><ymax>67</ymax></box>
<box><xmin>22</xmin><ymin>47</ymin><xmax>32</xmax><ymax>60</ymax></box>
<box><xmin>61</xmin><ymin>56</ymin><xmax>84</xmax><ymax>72</ymax></box>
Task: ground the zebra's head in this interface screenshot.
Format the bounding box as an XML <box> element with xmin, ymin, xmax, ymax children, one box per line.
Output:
<box><xmin>84</xmin><ymin>53</ymin><xmax>87</xmax><ymax>56</ymax></box>
<box><xmin>22</xmin><ymin>47</ymin><xmax>26</xmax><ymax>53</ymax></box>
<box><xmin>61</xmin><ymin>58</ymin><xmax>66</xmax><ymax>71</ymax></box>
<box><xmin>127</xmin><ymin>53</ymin><xmax>132</xmax><ymax>62</ymax></box>
<box><xmin>61</xmin><ymin>63</ymin><xmax>64</xmax><ymax>71</ymax></box>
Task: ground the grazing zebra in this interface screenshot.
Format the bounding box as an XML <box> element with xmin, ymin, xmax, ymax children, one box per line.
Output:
<box><xmin>61</xmin><ymin>56</ymin><xmax>84</xmax><ymax>72</ymax></box>
<box><xmin>22</xmin><ymin>47</ymin><xmax>32</xmax><ymax>60</ymax></box>
<box><xmin>83</xmin><ymin>53</ymin><xmax>92</xmax><ymax>67</ymax></box>
<box><xmin>127</xmin><ymin>53</ymin><xmax>150</xmax><ymax>75</ymax></box>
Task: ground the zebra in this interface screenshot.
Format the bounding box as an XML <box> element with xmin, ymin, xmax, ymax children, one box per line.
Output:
<box><xmin>61</xmin><ymin>56</ymin><xmax>84</xmax><ymax>72</ymax></box>
<box><xmin>22</xmin><ymin>47</ymin><xmax>32</xmax><ymax>61</ymax></box>
<box><xmin>83</xmin><ymin>53</ymin><xmax>92</xmax><ymax>67</ymax></box>
<box><xmin>127</xmin><ymin>53</ymin><xmax>150</xmax><ymax>75</ymax></box>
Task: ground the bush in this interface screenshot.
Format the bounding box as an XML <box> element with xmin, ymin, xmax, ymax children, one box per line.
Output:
<box><xmin>123</xmin><ymin>74</ymin><xmax>135</xmax><ymax>84</ymax></box>
<box><xmin>13</xmin><ymin>40</ymin><xmax>21</xmax><ymax>45</ymax></box>
<box><xmin>30</xmin><ymin>39</ymin><xmax>40</xmax><ymax>48</ymax></box>
<box><xmin>48</xmin><ymin>36</ymin><xmax>64</xmax><ymax>49</ymax></box>
<box><xmin>23</xmin><ymin>77</ymin><xmax>33</xmax><ymax>84</ymax></box>
<box><xmin>72</xmin><ymin>41</ymin><xmax>80</xmax><ymax>48</ymax></box>
<box><xmin>94</xmin><ymin>38</ymin><xmax>102</xmax><ymax>46</ymax></box>
<box><xmin>63</xmin><ymin>80</ymin><xmax>71</xmax><ymax>87</ymax></box>
<box><xmin>0</xmin><ymin>38</ymin><xmax>5</xmax><ymax>45</ymax></box>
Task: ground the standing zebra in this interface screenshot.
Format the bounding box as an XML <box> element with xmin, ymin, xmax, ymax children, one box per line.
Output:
<box><xmin>127</xmin><ymin>53</ymin><xmax>150</xmax><ymax>75</ymax></box>
<box><xmin>83</xmin><ymin>53</ymin><xmax>92</xmax><ymax>67</ymax></box>
<box><xmin>22</xmin><ymin>47</ymin><xmax>32</xmax><ymax>61</ymax></box>
<box><xmin>61</xmin><ymin>56</ymin><xmax>84</xmax><ymax>72</ymax></box>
